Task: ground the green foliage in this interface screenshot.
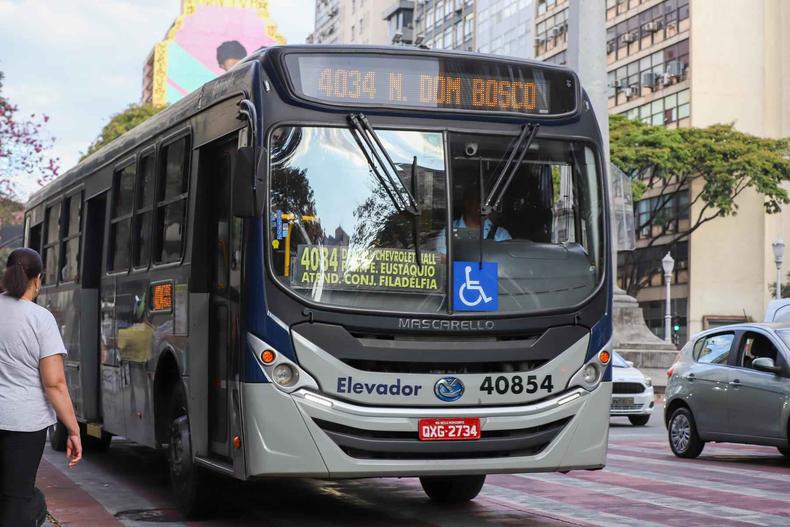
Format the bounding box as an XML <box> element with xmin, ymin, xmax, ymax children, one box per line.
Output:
<box><xmin>82</xmin><ymin>103</ymin><xmax>165</xmax><ymax>161</ymax></box>
<box><xmin>610</xmin><ymin>115</ymin><xmax>790</xmax><ymax>296</ymax></box>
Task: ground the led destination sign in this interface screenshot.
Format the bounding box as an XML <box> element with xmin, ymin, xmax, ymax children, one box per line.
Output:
<box><xmin>285</xmin><ymin>54</ymin><xmax>578</xmax><ymax>115</ymax></box>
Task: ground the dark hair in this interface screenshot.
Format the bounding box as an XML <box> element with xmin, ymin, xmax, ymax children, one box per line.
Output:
<box><xmin>2</xmin><ymin>247</ymin><xmax>43</xmax><ymax>299</ymax></box>
<box><xmin>216</xmin><ymin>40</ymin><xmax>247</xmax><ymax>66</ymax></box>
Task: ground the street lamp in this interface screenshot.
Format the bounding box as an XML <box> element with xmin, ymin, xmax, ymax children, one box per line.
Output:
<box><xmin>772</xmin><ymin>239</ymin><xmax>785</xmax><ymax>300</ymax></box>
<box><xmin>662</xmin><ymin>252</ymin><xmax>675</xmax><ymax>342</ymax></box>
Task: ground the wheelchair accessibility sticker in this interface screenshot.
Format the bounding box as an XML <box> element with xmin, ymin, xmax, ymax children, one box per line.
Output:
<box><xmin>453</xmin><ymin>261</ymin><xmax>498</xmax><ymax>312</ymax></box>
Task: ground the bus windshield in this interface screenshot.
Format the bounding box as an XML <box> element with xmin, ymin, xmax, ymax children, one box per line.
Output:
<box><xmin>269</xmin><ymin>126</ymin><xmax>604</xmax><ymax>315</ymax></box>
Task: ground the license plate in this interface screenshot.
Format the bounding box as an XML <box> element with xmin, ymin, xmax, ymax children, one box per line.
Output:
<box><xmin>613</xmin><ymin>397</ymin><xmax>635</xmax><ymax>406</ymax></box>
<box><xmin>418</xmin><ymin>417</ymin><xmax>481</xmax><ymax>441</ymax></box>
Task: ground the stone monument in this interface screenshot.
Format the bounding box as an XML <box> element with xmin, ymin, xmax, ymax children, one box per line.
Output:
<box><xmin>566</xmin><ymin>0</ymin><xmax>677</xmax><ymax>390</ymax></box>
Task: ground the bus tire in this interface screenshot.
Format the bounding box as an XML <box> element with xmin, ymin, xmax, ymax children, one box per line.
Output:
<box><xmin>778</xmin><ymin>446</ymin><xmax>790</xmax><ymax>459</ymax></box>
<box><xmin>419</xmin><ymin>475</ymin><xmax>486</xmax><ymax>503</ymax></box>
<box><xmin>668</xmin><ymin>407</ymin><xmax>704</xmax><ymax>458</ymax></box>
<box><xmin>49</xmin><ymin>420</ymin><xmax>68</xmax><ymax>452</ymax></box>
<box><xmin>167</xmin><ymin>382</ymin><xmax>208</xmax><ymax>518</ymax></box>
<box><xmin>628</xmin><ymin>415</ymin><xmax>650</xmax><ymax>426</ymax></box>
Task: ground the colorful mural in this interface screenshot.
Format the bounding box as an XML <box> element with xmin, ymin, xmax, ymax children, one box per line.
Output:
<box><xmin>143</xmin><ymin>0</ymin><xmax>286</xmax><ymax>106</ymax></box>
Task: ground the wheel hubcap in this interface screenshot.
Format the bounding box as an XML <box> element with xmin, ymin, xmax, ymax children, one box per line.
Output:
<box><xmin>670</xmin><ymin>414</ymin><xmax>691</xmax><ymax>452</ymax></box>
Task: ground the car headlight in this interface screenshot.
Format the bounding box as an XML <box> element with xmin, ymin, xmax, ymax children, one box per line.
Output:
<box><xmin>644</xmin><ymin>377</ymin><xmax>653</xmax><ymax>387</ymax></box>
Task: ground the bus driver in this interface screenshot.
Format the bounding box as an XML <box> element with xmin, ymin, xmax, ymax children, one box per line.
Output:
<box><xmin>436</xmin><ymin>186</ymin><xmax>511</xmax><ymax>253</ymax></box>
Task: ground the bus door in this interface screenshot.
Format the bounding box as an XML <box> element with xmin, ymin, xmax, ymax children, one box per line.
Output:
<box><xmin>203</xmin><ymin>138</ymin><xmax>243</xmax><ymax>458</ymax></box>
<box><xmin>78</xmin><ymin>191</ymin><xmax>106</xmax><ymax>422</ymax></box>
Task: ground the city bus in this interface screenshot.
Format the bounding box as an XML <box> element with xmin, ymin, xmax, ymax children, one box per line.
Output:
<box><xmin>24</xmin><ymin>45</ymin><xmax>612</xmax><ymax>515</ymax></box>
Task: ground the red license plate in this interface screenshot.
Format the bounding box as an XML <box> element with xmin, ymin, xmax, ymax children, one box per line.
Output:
<box><xmin>418</xmin><ymin>417</ymin><xmax>481</xmax><ymax>441</ymax></box>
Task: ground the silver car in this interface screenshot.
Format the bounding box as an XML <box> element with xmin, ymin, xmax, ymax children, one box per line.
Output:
<box><xmin>664</xmin><ymin>323</ymin><xmax>790</xmax><ymax>458</ymax></box>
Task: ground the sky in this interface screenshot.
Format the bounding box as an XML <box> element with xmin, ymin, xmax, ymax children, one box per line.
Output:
<box><xmin>0</xmin><ymin>0</ymin><xmax>314</xmax><ymax>199</ymax></box>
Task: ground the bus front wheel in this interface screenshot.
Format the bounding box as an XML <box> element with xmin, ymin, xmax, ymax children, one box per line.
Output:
<box><xmin>49</xmin><ymin>420</ymin><xmax>68</xmax><ymax>452</ymax></box>
<box><xmin>419</xmin><ymin>475</ymin><xmax>486</xmax><ymax>503</ymax></box>
<box><xmin>167</xmin><ymin>382</ymin><xmax>208</xmax><ymax>518</ymax></box>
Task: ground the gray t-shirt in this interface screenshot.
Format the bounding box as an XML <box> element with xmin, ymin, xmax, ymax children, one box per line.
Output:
<box><xmin>0</xmin><ymin>294</ymin><xmax>67</xmax><ymax>432</ymax></box>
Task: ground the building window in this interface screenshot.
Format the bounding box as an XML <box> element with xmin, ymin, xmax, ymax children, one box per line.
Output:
<box><xmin>608</xmin><ymin>39</ymin><xmax>689</xmax><ymax>106</ymax></box>
<box><xmin>634</xmin><ymin>191</ymin><xmax>689</xmax><ymax>240</ymax></box>
<box><xmin>622</xmin><ymin>89</ymin><xmax>690</xmax><ymax>127</ymax></box>
<box><xmin>607</xmin><ymin>0</ymin><xmax>689</xmax><ymax>64</ymax></box>
<box><xmin>534</xmin><ymin>9</ymin><xmax>568</xmax><ymax>56</ymax></box>
<box><xmin>640</xmin><ymin>297</ymin><xmax>688</xmax><ymax>343</ymax></box>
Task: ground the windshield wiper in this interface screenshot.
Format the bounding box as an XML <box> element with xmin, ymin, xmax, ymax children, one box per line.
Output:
<box><xmin>347</xmin><ymin>113</ymin><xmax>423</xmax><ymax>264</ymax></box>
<box><xmin>482</xmin><ymin>123</ymin><xmax>540</xmax><ymax>215</ymax></box>
<box><xmin>347</xmin><ymin>113</ymin><xmax>420</xmax><ymax>216</ymax></box>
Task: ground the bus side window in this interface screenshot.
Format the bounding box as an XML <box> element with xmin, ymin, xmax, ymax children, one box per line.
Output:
<box><xmin>155</xmin><ymin>136</ymin><xmax>189</xmax><ymax>265</ymax></box>
<box><xmin>61</xmin><ymin>192</ymin><xmax>82</xmax><ymax>282</ymax></box>
<box><xmin>109</xmin><ymin>163</ymin><xmax>136</xmax><ymax>272</ymax></box>
<box><xmin>133</xmin><ymin>153</ymin><xmax>156</xmax><ymax>268</ymax></box>
<box><xmin>43</xmin><ymin>202</ymin><xmax>61</xmax><ymax>285</ymax></box>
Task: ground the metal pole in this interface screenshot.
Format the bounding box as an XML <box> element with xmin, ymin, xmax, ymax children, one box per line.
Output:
<box><xmin>777</xmin><ymin>266</ymin><xmax>782</xmax><ymax>300</ymax></box>
<box><xmin>664</xmin><ymin>272</ymin><xmax>672</xmax><ymax>342</ymax></box>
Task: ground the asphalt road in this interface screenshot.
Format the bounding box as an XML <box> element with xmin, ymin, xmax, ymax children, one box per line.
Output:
<box><xmin>38</xmin><ymin>404</ymin><xmax>790</xmax><ymax>527</ymax></box>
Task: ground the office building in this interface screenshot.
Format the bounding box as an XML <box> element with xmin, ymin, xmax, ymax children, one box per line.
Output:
<box><xmin>535</xmin><ymin>0</ymin><xmax>790</xmax><ymax>341</ymax></box>
<box><xmin>413</xmin><ymin>0</ymin><xmax>533</xmax><ymax>58</ymax></box>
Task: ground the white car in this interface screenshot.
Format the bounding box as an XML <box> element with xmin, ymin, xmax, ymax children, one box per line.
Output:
<box><xmin>610</xmin><ymin>352</ymin><xmax>655</xmax><ymax>426</ymax></box>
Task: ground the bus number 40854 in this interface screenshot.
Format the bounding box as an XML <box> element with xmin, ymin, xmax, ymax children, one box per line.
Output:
<box><xmin>479</xmin><ymin>375</ymin><xmax>554</xmax><ymax>395</ymax></box>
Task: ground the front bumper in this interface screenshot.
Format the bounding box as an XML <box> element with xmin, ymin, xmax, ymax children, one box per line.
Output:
<box><xmin>241</xmin><ymin>381</ymin><xmax>612</xmax><ymax>479</ymax></box>
<box><xmin>609</xmin><ymin>387</ymin><xmax>655</xmax><ymax>416</ymax></box>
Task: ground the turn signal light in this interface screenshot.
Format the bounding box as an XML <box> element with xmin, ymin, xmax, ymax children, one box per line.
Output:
<box><xmin>261</xmin><ymin>349</ymin><xmax>276</xmax><ymax>364</ymax></box>
<box><xmin>667</xmin><ymin>363</ymin><xmax>678</xmax><ymax>378</ymax></box>
<box><xmin>233</xmin><ymin>435</ymin><xmax>242</xmax><ymax>449</ymax></box>
<box><xmin>598</xmin><ymin>350</ymin><xmax>611</xmax><ymax>364</ymax></box>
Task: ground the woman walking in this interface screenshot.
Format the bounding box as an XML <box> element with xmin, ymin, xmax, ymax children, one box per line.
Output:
<box><xmin>0</xmin><ymin>248</ymin><xmax>82</xmax><ymax>526</ymax></box>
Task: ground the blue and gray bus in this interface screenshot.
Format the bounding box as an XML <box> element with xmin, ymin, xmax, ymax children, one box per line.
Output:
<box><xmin>25</xmin><ymin>45</ymin><xmax>612</xmax><ymax>515</ymax></box>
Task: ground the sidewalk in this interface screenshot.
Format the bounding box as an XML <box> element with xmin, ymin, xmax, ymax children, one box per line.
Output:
<box><xmin>37</xmin><ymin>457</ymin><xmax>123</xmax><ymax>526</ymax></box>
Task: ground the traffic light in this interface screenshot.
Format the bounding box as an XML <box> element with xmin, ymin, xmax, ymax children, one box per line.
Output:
<box><xmin>671</xmin><ymin>317</ymin><xmax>682</xmax><ymax>345</ymax></box>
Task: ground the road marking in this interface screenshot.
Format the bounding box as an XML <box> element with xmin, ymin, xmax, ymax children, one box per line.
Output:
<box><xmin>481</xmin><ymin>481</ymin><xmax>663</xmax><ymax>527</ymax></box>
<box><xmin>603</xmin><ymin>463</ymin><xmax>790</xmax><ymax>504</ymax></box>
<box><xmin>609</xmin><ymin>448</ymin><xmax>790</xmax><ymax>483</ymax></box>
<box><xmin>518</xmin><ymin>473</ymin><xmax>790</xmax><ymax>527</ymax></box>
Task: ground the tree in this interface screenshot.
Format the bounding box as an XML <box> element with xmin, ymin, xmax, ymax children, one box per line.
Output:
<box><xmin>82</xmin><ymin>103</ymin><xmax>165</xmax><ymax>160</ymax></box>
<box><xmin>0</xmin><ymin>71</ymin><xmax>59</xmax><ymax>198</ymax></box>
<box><xmin>610</xmin><ymin>115</ymin><xmax>790</xmax><ymax>296</ymax></box>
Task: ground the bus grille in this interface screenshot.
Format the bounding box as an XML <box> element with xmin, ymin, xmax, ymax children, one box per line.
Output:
<box><xmin>612</xmin><ymin>382</ymin><xmax>645</xmax><ymax>394</ymax></box>
<box><xmin>313</xmin><ymin>417</ymin><xmax>571</xmax><ymax>460</ymax></box>
<box><xmin>340</xmin><ymin>359</ymin><xmax>548</xmax><ymax>374</ymax></box>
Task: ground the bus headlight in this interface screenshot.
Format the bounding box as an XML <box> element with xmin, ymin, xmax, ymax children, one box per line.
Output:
<box><xmin>272</xmin><ymin>363</ymin><xmax>298</xmax><ymax>387</ymax></box>
<box><xmin>582</xmin><ymin>363</ymin><xmax>599</xmax><ymax>384</ymax></box>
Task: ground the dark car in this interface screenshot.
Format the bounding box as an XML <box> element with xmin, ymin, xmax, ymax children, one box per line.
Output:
<box><xmin>664</xmin><ymin>323</ymin><xmax>790</xmax><ymax>459</ymax></box>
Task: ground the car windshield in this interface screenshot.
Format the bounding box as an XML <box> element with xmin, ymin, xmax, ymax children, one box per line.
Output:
<box><xmin>776</xmin><ymin>329</ymin><xmax>790</xmax><ymax>349</ymax></box>
<box><xmin>268</xmin><ymin>126</ymin><xmax>604</xmax><ymax>315</ymax></box>
<box><xmin>612</xmin><ymin>352</ymin><xmax>630</xmax><ymax>368</ymax></box>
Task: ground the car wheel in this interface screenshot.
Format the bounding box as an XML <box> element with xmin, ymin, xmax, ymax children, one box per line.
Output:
<box><xmin>48</xmin><ymin>420</ymin><xmax>68</xmax><ymax>452</ymax></box>
<box><xmin>668</xmin><ymin>407</ymin><xmax>704</xmax><ymax>458</ymax></box>
<box><xmin>168</xmin><ymin>382</ymin><xmax>209</xmax><ymax>518</ymax></box>
<box><xmin>420</xmin><ymin>475</ymin><xmax>486</xmax><ymax>503</ymax></box>
<box><xmin>628</xmin><ymin>415</ymin><xmax>650</xmax><ymax>426</ymax></box>
<box><xmin>778</xmin><ymin>446</ymin><xmax>790</xmax><ymax>458</ymax></box>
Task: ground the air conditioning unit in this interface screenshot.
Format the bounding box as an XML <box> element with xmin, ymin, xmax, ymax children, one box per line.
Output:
<box><xmin>558</xmin><ymin>23</ymin><xmax>567</xmax><ymax>34</ymax></box>
<box><xmin>621</xmin><ymin>32</ymin><xmax>637</xmax><ymax>44</ymax></box>
<box><xmin>625</xmin><ymin>85</ymin><xmax>640</xmax><ymax>98</ymax></box>
<box><xmin>535</xmin><ymin>36</ymin><xmax>545</xmax><ymax>46</ymax></box>
<box><xmin>611</xmin><ymin>79</ymin><xmax>623</xmax><ymax>89</ymax></box>
<box><xmin>666</xmin><ymin>60</ymin><xmax>684</xmax><ymax>78</ymax></box>
<box><xmin>644</xmin><ymin>21</ymin><xmax>662</xmax><ymax>32</ymax></box>
<box><xmin>607</xmin><ymin>41</ymin><xmax>616</xmax><ymax>54</ymax></box>
<box><xmin>551</xmin><ymin>26</ymin><xmax>561</xmax><ymax>37</ymax></box>
<box><xmin>642</xmin><ymin>72</ymin><xmax>659</xmax><ymax>87</ymax></box>
<box><xmin>661</xmin><ymin>72</ymin><xmax>673</xmax><ymax>86</ymax></box>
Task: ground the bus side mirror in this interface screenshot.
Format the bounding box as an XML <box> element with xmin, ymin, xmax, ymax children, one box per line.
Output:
<box><xmin>232</xmin><ymin>146</ymin><xmax>260</xmax><ymax>217</ymax></box>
